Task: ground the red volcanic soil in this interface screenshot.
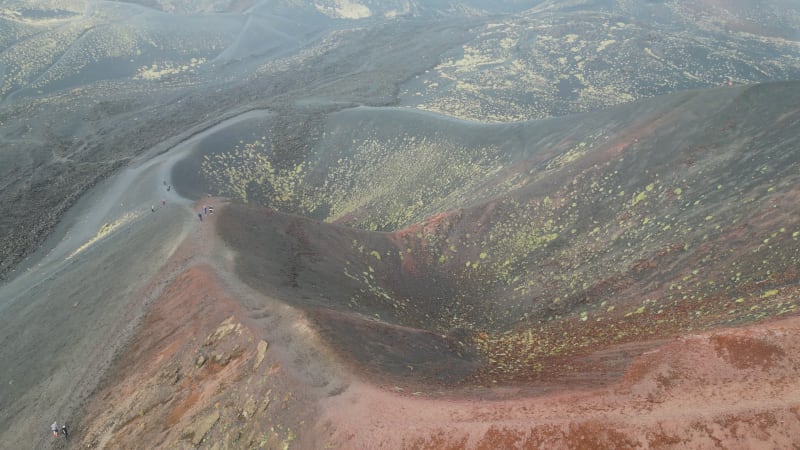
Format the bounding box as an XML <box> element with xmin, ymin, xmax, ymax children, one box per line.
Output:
<box><xmin>316</xmin><ymin>321</ymin><xmax>800</xmax><ymax>449</ymax></box>
<box><xmin>76</xmin><ymin>202</ymin><xmax>800</xmax><ymax>449</ymax></box>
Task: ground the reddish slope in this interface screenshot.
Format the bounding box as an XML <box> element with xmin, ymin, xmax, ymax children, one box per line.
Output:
<box><xmin>77</xmin><ymin>208</ymin><xmax>333</xmax><ymax>449</ymax></box>
<box><xmin>76</xmin><ymin>202</ymin><xmax>800</xmax><ymax>449</ymax></box>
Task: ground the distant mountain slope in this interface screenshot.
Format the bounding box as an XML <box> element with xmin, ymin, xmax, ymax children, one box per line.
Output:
<box><xmin>405</xmin><ymin>0</ymin><xmax>800</xmax><ymax>120</ymax></box>
<box><xmin>112</xmin><ymin>0</ymin><xmax>549</xmax><ymax>16</ymax></box>
<box><xmin>1</xmin><ymin>0</ymin><xmax>799</xmax><ymax>280</ymax></box>
<box><xmin>0</xmin><ymin>2</ymin><xmax>329</xmax><ymax>102</ymax></box>
<box><xmin>214</xmin><ymin>81</ymin><xmax>800</xmax><ymax>382</ymax></box>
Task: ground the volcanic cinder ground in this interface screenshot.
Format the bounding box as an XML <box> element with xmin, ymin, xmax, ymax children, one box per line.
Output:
<box><xmin>2</xmin><ymin>81</ymin><xmax>800</xmax><ymax>449</ymax></box>
<box><xmin>2</xmin><ymin>1</ymin><xmax>800</xmax><ymax>449</ymax></box>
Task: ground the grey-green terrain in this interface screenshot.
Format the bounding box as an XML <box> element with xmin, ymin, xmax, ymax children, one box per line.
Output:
<box><xmin>3</xmin><ymin>0</ymin><xmax>800</xmax><ymax>278</ymax></box>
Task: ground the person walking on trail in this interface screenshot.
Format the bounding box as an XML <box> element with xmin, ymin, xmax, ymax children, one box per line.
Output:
<box><xmin>61</xmin><ymin>423</ymin><xmax>69</xmax><ymax>439</ymax></box>
<box><xmin>198</xmin><ymin>213</ymin><xmax>203</xmax><ymax>222</ymax></box>
<box><xmin>51</xmin><ymin>421</ymin><xmax>58</xmax><ymax>438</ymax></box>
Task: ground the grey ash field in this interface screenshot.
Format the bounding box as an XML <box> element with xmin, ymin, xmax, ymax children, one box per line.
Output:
<box><xmin>2</xmin><ymin>0</ymin><xmax>800</xmax><ymax>448</ymax></box>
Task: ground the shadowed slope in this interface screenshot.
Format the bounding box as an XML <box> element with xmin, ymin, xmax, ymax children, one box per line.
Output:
<box><xmin>217</xmin><ymin>206</ymin><xmax>484</xmax><ymax>384</ymax></box>
<box><xmin>216</xmin><ymin>81</ymin><xmax>800</xmax><ymax>385</ymax></box>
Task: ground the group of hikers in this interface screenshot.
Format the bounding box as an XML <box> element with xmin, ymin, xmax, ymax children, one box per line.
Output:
<box><xmin>198</xmin><ymin>204</ymin><xmax>214</xmax><ymax>221</ymax></box>
<box><xmin>50</xmin><ymin>422</ymin><xmax>68</xmax><ymax>439</ymax></box>
<box><xmin>151</xmin><ymin>180</ymin><xmax>172</xmax><ymax>212</ymax></box>
<box><xmin>153</xmin><ymin>178</ymin><xmax>216</xmax><ymax>222</ymax></box>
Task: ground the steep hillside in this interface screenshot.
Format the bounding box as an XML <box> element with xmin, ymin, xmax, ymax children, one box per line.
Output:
<box><xmin>212</xmin><ymin>81</ymin><xmax>800</xmax><ymax>384</ymax></box>
<box><xmin>404</xmin><ymin>0</ymin><xmax>800</xmax><ymax>120</ymax></box>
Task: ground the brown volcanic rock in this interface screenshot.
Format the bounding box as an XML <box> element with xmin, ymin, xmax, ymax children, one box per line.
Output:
<box><xmin>68</xmin><ymin>198</ymin><xmax>800</xmax><ymax>449</ymax></box>
<box><xmin>77</xmin><ymin>264</ymin><xmax>269</xmax><ymax>449</ymax></box>
<box><xmin>76</xmin><ymin>215</ymin><xmax>324</xmax><ymax>449</ymax></box>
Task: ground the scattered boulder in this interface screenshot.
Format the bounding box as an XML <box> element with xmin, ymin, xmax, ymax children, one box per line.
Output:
<box><xmin>205</xmin><ymin>316</ymin><xmax>242</xmax><ymax>346</ymax></box>
<box><xmin>190</xmin><ymin>410</ymin><xmax>220</xmax><ymax>446</ymax></box>
<box><xmin>254</xmin><ymin>340</ymin><xmax>269</xmax><ymax>371</ymax></box>
<box><xmin>242</xmin><ymin>396</ymin><xmax>257</xmax><ymax>420</ymax></box>
<box><xmin>213</xmin><ymin>352</ymin><xmax>231</xmax><ymax>366</ymax></box>
<box><xmin>159</xmin><ymin>364</ymin><xmax>182</xmax><ymax>385</ymax></box>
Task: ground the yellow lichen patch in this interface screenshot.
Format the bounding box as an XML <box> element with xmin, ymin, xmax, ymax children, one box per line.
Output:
<box><xmin>202</xmin><ymin>140</ymin><xmax>312</xmax><ymax>212</ymax></box>
<box><xmin>631</xmin><ymin>190</ymin><xmax>647</xmax><ymax>206</ymax></box>
<box><xmin>314</xmin><ymin>0</ymin><xmax>372</xmax><ymax>19</ymax></box>
<box><xmin>597</xmin><ymin>39</ymin><xmax>616</xmax><ymax>52</ymax></box>
<box><xmin>317</xmin><ymin>130</ymin><xmax>504</xmax><ymax>229</ymax></box>
<box><xmin>66</xmin><ymin>212</ymin><xmax>138</xmax><ymax>260</ymax></box>
<box><xmin>135</xmin><ymin>57</ymin><xmax>206</xmax><ymax>80</ymax></box>
<box><xmin>545</xmin><ymin>140</ymin><xmax>595</xmax><ymax>170</ymax></box>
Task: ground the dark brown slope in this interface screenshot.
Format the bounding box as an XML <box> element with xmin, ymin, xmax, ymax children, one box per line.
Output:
<box><xmin>216</xmin><ymin>81</ymin><xmax>800</xmax><ymax>386</ymax></box>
